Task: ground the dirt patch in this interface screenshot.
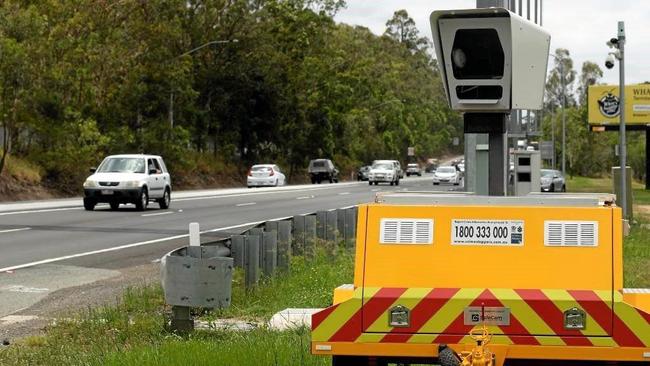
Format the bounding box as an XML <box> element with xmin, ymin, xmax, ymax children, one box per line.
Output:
<box><xmin>634</xmin><ymin>204</ymin><xmax>650</xmax><ymax>220</ymax></box>
<box><xmin>0</xmin><ymin>172</ymin><xmax>60</xmax><ymax>203</ymax></box>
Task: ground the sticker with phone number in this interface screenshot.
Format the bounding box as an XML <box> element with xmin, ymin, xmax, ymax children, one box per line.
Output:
<box><xmin>451</xmin><ymin>219</ymin><xmax>524</xmax><ymax>246</ymax></box>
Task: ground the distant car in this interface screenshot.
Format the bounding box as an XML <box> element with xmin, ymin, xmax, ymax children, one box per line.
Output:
<box><xmin>357</xmin><ymin>166</ymin><xmax>371</xmax><ymax>181</ymax></box>
<box><xmin>308</xmin><ymin>159</ymin><xmax>339</xmax><ymax>184</ymax></box>
<box><xmin>425</xmin><ymin>162</ymin><xmax>438</xmax><ymax>173</ymax></box>
<box><xmin>405</xmin><ymin>163</ymin><xmax>422</xmax><ymax>177</ymax></box>
<box><xmin>372</xmin><ymin>160</ymin><xmax>403</xmax><ymax>179</ymax></box>
<box><xmin>540</xmin><ymin>169</ymin><xmax>566</xmax><ymax>192</ymax></box>
<box><xmin>83</xmin><ymin>154</ymin><xmax>171</xmax><ymax>211</ymax></box>
<box><xmin>247</xmin><ymin>164</ymin><xmax>286</xmax><ymax>188</ymax></box>
<box><xmin>432</xmin><ymin>165</ymin><xmax>461</xmax><ymax>186</ymax></box>
<box><xmin>368</xmin><ymin>161</ymin><xmax>399</xmax><ymax>186</ymax></box>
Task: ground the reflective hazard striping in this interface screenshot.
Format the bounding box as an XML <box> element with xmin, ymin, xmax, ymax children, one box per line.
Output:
<box><xmin>311</xmin><ymin>287</ymin><xmax>650</xmax><ymax>348</ymax></box>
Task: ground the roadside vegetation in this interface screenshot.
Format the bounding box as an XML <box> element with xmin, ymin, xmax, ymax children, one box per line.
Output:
<box><xmin>0</xmin><ymin>0</ymin><xmax>463</xmax><ymax>200</ymax></box>
<box><xmin>0</xmin><ymin>250</ymin><xmax>352</xmax><ymax>366</ymax></box>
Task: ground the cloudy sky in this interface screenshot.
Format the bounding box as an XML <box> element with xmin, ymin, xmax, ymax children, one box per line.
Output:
<box><xmin>335</xmin><ymin>0</ymin><xmax>650</xmax><ymax>86</ymax></box>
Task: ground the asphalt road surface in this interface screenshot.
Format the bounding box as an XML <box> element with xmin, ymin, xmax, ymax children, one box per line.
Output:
<box><xmin>0</xmin><ymin>173</ymin><xmax>462</xmax><ymax>322</ymax></box>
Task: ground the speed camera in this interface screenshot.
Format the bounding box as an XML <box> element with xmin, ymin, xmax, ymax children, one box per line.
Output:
<box><xmin>430</xmin><ymin>8</ymin><xmax>550</xmax><ymax>112</ymax></box>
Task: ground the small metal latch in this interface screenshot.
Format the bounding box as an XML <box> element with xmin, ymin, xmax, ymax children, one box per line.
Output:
<box><xmin>564</xmin><ymin>307</ymin><xmax>586</xmax><ymax>330</ymax></box>
<box><xmin>389</xmin><ymin>305</ymin><xmax>410</xmax><ymax>327</ymax></box>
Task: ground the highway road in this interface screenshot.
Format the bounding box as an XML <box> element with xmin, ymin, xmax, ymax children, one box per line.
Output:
<box><xmin>0</xmin><ymin>174</ymin><xmax>460</xmax><ymax>322</ymax></box>
<box><xmin>0</xmin><ymin>175</ymin><xmax>461</xmax><ymax>271</ymax></box>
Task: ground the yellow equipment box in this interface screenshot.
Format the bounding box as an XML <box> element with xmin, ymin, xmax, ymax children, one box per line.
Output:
<box><xmin>311</xmin><ymin>193</ymin><xmax>650</xmax><ymax>365</ymax></box>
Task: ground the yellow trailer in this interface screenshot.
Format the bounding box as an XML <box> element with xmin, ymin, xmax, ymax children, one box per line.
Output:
<box><xmin>311</xmin><ymin>193</ymin><xmax>650</xmax><ymax>365</ymax></box>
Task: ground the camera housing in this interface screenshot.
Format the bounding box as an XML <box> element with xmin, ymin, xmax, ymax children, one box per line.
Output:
<box><xmin>605</xmin><ymin>53</ymin><xmax>616</xmax><ymax>69</ymax></box>
<box><xmin>430</xmin><ymin>8</ymin><xmax>551</xmax><ymax>112</ymax></box>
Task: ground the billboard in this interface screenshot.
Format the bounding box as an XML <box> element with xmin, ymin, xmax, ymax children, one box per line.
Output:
<box><xmin>588</xmin><ymin>84</ymin><xmax>650</xmax><ymax>125</ymax></box>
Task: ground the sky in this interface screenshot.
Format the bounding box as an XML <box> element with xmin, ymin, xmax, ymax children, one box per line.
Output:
<box><xmin>335</xmin><ymin>0</ymin><xmax>650</xmax><ymax>86</ymax></box>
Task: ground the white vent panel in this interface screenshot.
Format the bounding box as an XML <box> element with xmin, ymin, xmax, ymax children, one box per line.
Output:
<box><xmin>380</xmin><ymin>219</ymin><xmax>433</xmax><ymax>245</ymax></box>
<box><xmin>544</xmin><ymin>221</ymin><xmax>598</xmax><ymax>247</ymax></box>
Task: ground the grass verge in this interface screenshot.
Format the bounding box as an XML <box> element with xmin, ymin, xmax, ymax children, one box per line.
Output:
<box><xmin>0</xmin><ymin>250</ymin><xmax>353</xmax><ymax>366</ymax></box>
<box><xmin>623</xmin><ymin>220</ymin><xmax>650</xmax><ymax>288</ymax></box>
<box><xmin>566</xmin><ymin>175</ymin><xmax>650</xmax><ymax>204</ymax></box>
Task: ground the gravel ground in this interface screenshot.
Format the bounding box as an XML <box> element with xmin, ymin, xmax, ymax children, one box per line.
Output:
<box><xmin>0</xmin><ymin>263</ymin><xmax>160</xmax><ymax>344</ymax></box>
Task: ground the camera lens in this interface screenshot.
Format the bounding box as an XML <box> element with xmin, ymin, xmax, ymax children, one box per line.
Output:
<box><xmin>452</xmin><ymin>48</ymin><xmax>467</xmax><ymax>69</ymax></box>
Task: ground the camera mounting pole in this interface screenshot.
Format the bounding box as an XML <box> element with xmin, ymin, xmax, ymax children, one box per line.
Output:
<box><xmin>617</xmin><ymin>21</ymin><xmax>627</xmax><ymax>219</ymax></box>
<box><xmin>465</xmin><ymin>113</ymin><xmax>508</xmax><ymax>195</ymax></box>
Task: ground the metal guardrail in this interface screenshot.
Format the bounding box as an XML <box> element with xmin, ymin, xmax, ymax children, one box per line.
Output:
<box><xmin>160</xmin><ymin>206</ymin><xmax>358</xmax><ymax>332</ymax></box>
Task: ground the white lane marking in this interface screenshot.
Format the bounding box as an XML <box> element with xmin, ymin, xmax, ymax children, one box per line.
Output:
<box><xmin>0</xmin><ymin>207</ymin><xmax>83</xmax><ymax>216</ymax></box>
<box><xmin>0</xmin><ymin>315</ymin><xmax>40</xmax><ymax>325</ymax></box>
<box><xmin>141</xmin><ymin>211</ymin><xmax>174</xmax><ymax>217</ymax></box>
<box><xmin>371</xmin><ymin>189</ymin><xmax>380</xmax><ymax>192</ymax></box>
<box><xmin>0</xmin><ymin>228</ymin><xmax>31</xmax><ymax>234</ymax></box>
<box><xmin>1</xmin><ymin>285</ymin><xmax>49</xmax><ymax>293</ymax></box>
<box><xmin>173</xmin><ymin>186</ymin><xmax>351</xmax><ymax>203</ymax></box>
<box><xmin>0</xmin><ymin>218</ymin><xmax>282</xmax><ymax>273</ymax></box>
<box><xmin>235</xmin><ymin>202</ymin><xmax>256</xmax><ymax>207</ymax></box>
<box><xmin>0</xmin><ymin>204</ymin><xmax>109</xmax><ymax>216</ymax></box>
<box><xmin>296</xmin><ymin>195</ymin><xmax>314</xmax><ymax>200</ymax></box>
<box><xmin>338</xmin><ymin>192</ymin><xmax>350</xmax><ymax>195</ymax></box>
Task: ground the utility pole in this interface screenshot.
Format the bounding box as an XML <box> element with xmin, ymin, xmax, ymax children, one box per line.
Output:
<box><xmin>548</xmin><ymin>52</ymin><xmax>564</xmax><ymax>173</ymax></box>
<box><xmin>618</xmin><ymin>21</ymin><xmax>627</xmax><ymax>218</ymax></box>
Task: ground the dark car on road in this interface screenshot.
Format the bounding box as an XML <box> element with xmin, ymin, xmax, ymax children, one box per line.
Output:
<box><xmin>357</xmin><ymin>165</ymin><xmax>371</xmax><ymax>181</ymax></box>
<box><xmin>540</xmin><ymin>169</ymin><xmax>566</xmax><ymax>192</ymax></box>
<box><xmin>308</xmin><ymin>159</ymin><xmax>339</xmax><ymax>184</ymax></box>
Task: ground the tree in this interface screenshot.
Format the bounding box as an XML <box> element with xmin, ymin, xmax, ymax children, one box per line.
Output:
<box><xmin>577</xmin><ymin>61</ymin><xmax>603</xmax><ymax>104</ymax></box>
<box><xmin>384</xmin><ymin>10</ymin><xmax>430</xmax><ymax>53</ymax></box>
<box><xmin>545</xmin><ymin>48</ymin><xmax>577</xmax><ymax>112</ymax></box>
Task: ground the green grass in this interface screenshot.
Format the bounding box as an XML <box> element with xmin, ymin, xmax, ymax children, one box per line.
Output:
<box><xmin>566</xmin><ymin>175</ymin><xmax>650</xmax><ymax>204</ymax></box>
<box><xmin>623</xmin><ymin>221</ymin><xmax>650</xmax><ymax>288</ymax></box>
<box><xmin>100</xmin><ymin>328</ymin><xmax>327</xmax><ymax>366</ymax></box>
<box><xmin>216</xmin><ymin>248</ymin><xmax>353</xmax><ymax>321</ymax></box>
<box><xmin>0</xmin><ymin>250</ymin><xmax>352</xmax><ymax>366</ymax></box>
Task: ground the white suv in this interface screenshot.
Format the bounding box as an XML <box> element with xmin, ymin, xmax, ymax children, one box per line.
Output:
<box><xmin>83</xmin><ymin>154</ymin><xmax>172</xmax><ymax>211</ymax></box>
<box><xmin>368</xmin><ymin>160</ymin><xmax>400</xmax><ymax>186</ymax></box>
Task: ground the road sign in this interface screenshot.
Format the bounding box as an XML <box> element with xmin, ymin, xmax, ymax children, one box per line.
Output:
<box><xmin>452</xmin><ymin>137</ymin><xmax>460</xmax><ymax>146</ymax></box>
<box><xmin>540</xmin><ymin>141</ymin><xmax>553</xmax><ymax>160</ymax></box>
<box><xmin>407</xmin><ymin>147</ymin><xmax>415</xmax><ymax>156</ymax></box>
<box><xmin>588</xmin><ymin>84</ymin><xmax>650</xmax><ymax>125</ymax></box>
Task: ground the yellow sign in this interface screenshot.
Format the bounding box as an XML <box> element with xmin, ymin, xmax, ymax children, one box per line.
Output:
<box><xmin>588</xmin><ymin>84</ymin><xmax>650</xmax><ymax>125</ymax></box>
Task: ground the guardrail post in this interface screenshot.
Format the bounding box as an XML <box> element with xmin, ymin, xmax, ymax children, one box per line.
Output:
<box><xmin>231</xmin><ymin>235</ymin><xmax>246</xmax><ymax>268</ymax></box>
<box><xmin>345</xmin><ymin>207</ymin><xmax>357</xmax><ymax>249</ymax></box>
<box><xmin>292</xmin><ymin>215</ymin><xmax>305</xmax><ymax>255</ymax></box>
<box><xmin>263</xmin><ymin>231</ymin><xmax>278</xmax><ymax>276</ymax></box>
<box><xmin>326</xmin><ymin>210</ymin><xmax>338</xmax><ymax>242</ymax></box>
<box><xmin>337</xmin><ymin>209</ymin><xmax>346</xmax><ymax>242</ymax></box>
<box><xmin>245</xmin><ymin>235</ymin><xmax>260</xmax><ymax>288</ymax></box>
<box><xmin>265</xmin><ymin>221</ymin><xmax>279</xmax><ymax>234</ymax></box>
<box><xmin>277</xmin><ymin>220</ymin><xmax>292</xmax><ymax>271</ymax></box>
<box><xmin>304</xmin><ymin>214</ymin><xmax>317</xmax><ymax>258</ymax></box>
<box><xmin>170</xmin><ymin>305</ymin><xmax>193</xmax><ymax>333</ymax></box>
<box><xmin>316</xmin><ymin>211</ymin><xmax>327</xmax><ymax>240</ymax></box>
<box><xmin>248</xmin><ymin>227</ymin><xmax>265</xmax><ymax>267</ymax></box>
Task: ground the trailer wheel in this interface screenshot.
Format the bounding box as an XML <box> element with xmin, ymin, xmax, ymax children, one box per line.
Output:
<box><xmin>438</xmin><ymin>344</ymin><xmax>460</xmax><ymax>366</ymax></box>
